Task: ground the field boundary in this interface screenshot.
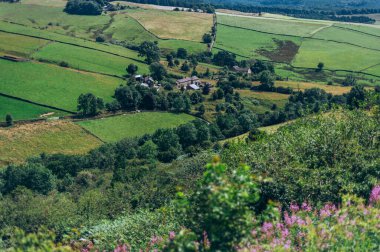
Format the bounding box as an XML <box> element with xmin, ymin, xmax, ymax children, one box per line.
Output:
<box><xmin>217</xmin><ymin>23</ymin><xmax>380</xmax><ymax>52</ymax></box>
<box><xmin>77</xmin><ymin>125</ymin><xmax>107</xmax><ymax>143</ymax></box>
<box><xmin>0</xmin><ymin>26</ymin><xmax>147</xmax><ymax>64</ymax></box>
<box><xmin>333</xmin><ymin>25</ymin><xmax>380</xmax><ymax>39</ymax></box>
<box><xmin>0</xmin><ymin>92</ymin><xmax>76</xmax><ymax>114</ymax></box>
<box><xmin>32</xmin><ymin>57</ymin><xmax>126</xmax><ymax>80</ymax></box>
<box><xmin>213</xmin><ymin>45</ymin><xmax>380</xmax><ymax>79</ymax></box>
<box><xmin>126</xmin><ymin>14</ymin><xmax>209</xmax><ymax>47</ymax></box>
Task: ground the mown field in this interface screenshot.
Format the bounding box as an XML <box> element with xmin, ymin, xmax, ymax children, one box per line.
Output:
<box><xmin>217</xmin><ymin>14</ymin><xmax>327</xmax><ymax>37</ymax></box>
<box><xmin>0</xmin><ymin>120</ymin><xmax>101</xmax><ymax>166</ymax></box>
<box><xmin>0</xmin><ymin>59</ymin><xmax>120</xmax><ymax>111</ymax></box>
<box><xmin>0</xmin><ymin>96</ymin><xmax>67</xmax><ymax>122</ymax></box>
<box><xmin>127</xmin><ymin>8</ymin><xmax>213</xmax><ymax>41</ymax></box>
<box><xmin>77</xmin><ymin>112</ymin><xmax>195</xmax><ymax>142</ymax></box>
<box><xmin>273</xmin><ymin>81</ymin><xmax>352</xmax><ymax>95</ymax></box>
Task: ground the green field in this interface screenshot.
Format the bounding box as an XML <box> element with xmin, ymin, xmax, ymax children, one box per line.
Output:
<box><xmin>214</xmin><ymin>24</ymin><xmax>302</xmax><ymax>60</ymax></box>
<box><xmin>334</xmin><ymin>23</ymin><xmax>380</xmax><ymax>37</ymax></box>
<box><xmin>0</xmin><ymin>96</ymin><xmax>67</xmax><ymax>122</ymax></box>
<box><xmin>32</xmin><ymin>42</ymin><xmax>149</xmax><ymax>76</ymax></box>
<box><xmin>0</xmin><ymin>31</ymin><xmax>49</xmax><ymax>57</ymax></box>
<box><xmin>217</xmin><ymin>14</ymin><xmax>327</xmax><ymax>37</ymax></box>
<box><xmin>293</xmin><ymin>39</ymin><xmax>380</xmax><ymax>71</ymax></box>
<box><xmin>313</xmin><ymin>26</ymin><xmax>380</xmax><ymax>51</ymax></box>
<box><xmin>103</xmin><ymin>14</ymin><xmax>157</xmax><ymax>44</ymax></box>
<box><xmin>0</xmin><ymin>59</ymin><xmax>121</xmax><ymax>111</ymax></box>
<box><xmin>0</xmin><ymin>2</ymin><xmax>110</xmax><ymax>40</ymax></box>
<box><xmin>363</xmin><ymin>64</ymin><xmax>380</xmax><ymax>76</ymax></box>
<box><xmin>0</xmin><ymin>121</ymin><xmax>101</xmax><ymax>166</ymax></box>
<box><xmin>0</xmin><ymin>21</ymin><xmax>144</xmax><ymax>61</ymax></box>
<box><xmin>77</xmin><ymin>112</ymin><xmax>195</xmax><ymax>142</ymax></box>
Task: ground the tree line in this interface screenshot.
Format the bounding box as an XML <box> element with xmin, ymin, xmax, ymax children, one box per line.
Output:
<box><xmin>123</xmin><ymin>0</ymin><xmax>379</xmax><ymax>23</ymax></box>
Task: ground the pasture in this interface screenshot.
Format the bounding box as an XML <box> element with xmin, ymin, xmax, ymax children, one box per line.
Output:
<box><xmin>0</xmin><ymin>121</ymin><xmax>101</xmax><ymax>166</ymax></box>
<box><xmin>77</xmin><ymin>112</ymin><xmax>195</xmax><ymax>142</ymax></box>
<box><xmin>33</xmin><ymin>42</ymin><xmax>149</xmax><ymax>76</ymax></box>
<box><xmin>0</xmin><ymin>31</ymin><xmax>49</xmax><ymax>57</ymax></box>
<box><xmin>363</xmin><ymin>64</ymin><xmax>380</xmax><ymax>76</ymax></box>
<box><xmin>127</xmin><ymin>8</ymin><xmax>213</xmax><ymax>41</ymax></box>
<box><xmin>313</xmin><ymin>26</ymin><xmax>380</xmax><ymax>51</ymax></box>
<box><xmin>237</xmin><ymin>89</ymin><xmax>289</xmax><ymax>114</ymax></box>
<box><xmin>0</xmin><ymin>21</ymin><xmax>144</xmax><ymax>61</ymax></box>
<box><xmin>334</xmin><ymin>23</ymin><xmax>380</xmax><ymax>37</ymax></box>
<box><xmin>103</xmin><ymin>14</ymin><xmax>157</xmax><ymax>44</ymax></box>
<box><xmin>0</xmin><ymin>2</ymin><xmax>111</xmax><ymax>40</ymax></box>
<box><xmin>214</xmin><ymin>24</ymin><xmax>302</xmax><ymax>61</ymax></box>
<box><xmin>0</xmin><ymin>96</ymin><xmax>67</xmax><ymax>122</ymax></box>
<box><xmin>217</xmin><ymin>13</ymin><xmax>327</xmax><ymax>37</ymax></box>
<box><xmin>0</xmin><ymin>59</ymin><xmax>120</xmax><ymax>111</ymax></box>
<box><xmin>274</xmin><ymin>81</ymin><xmax>352</xmax><ymax>95</ymax></box>
<box><xmin>293</xmin><ymin>39</ymin><xmax>380</xmax><ymax>71</ymax></box>
<box><xmin>21</xmin><ymin>0</ymin><xmax>68</xmax><ymax>7</ymax></box>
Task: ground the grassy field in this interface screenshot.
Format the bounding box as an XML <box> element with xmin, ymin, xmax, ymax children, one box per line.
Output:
<box><xmin>217</xmin><ymin>14</ymin><xmax>327</xmax><ymax>37</ymax></box>
<box><xmin>363</xmin><ymin>64</ymin><xmax>380</xmax><ymax>76</ymax></box>
<box><xmin>313</xmin><ymin>26</ymin><xmax>380</xmax><ymax>51</ymax></box>
<box><xmin>0</xmin><ymin>21</ymin><xmax>144</xmax><ymax>60</ymax></box>
<box><xmin>293</xmin><ymin>39</ymin><xmax>380</xmax><ymax>71</ymax></box>
<box><xmin>237</xmin><ymin>89</ymin><xmax>289</xmax><ymax>114</ymax></box>
<box><xmin>237</xmin><ymin>89</ymin><xmax>290</xmax><ymax>101</ymax></box>
<box><xmin>0</xmin><ymin>96</ymin><xmax>67</xmax><ymax>122</ymax></box>
<box><xmin>0</xmin><ymin>31</ymin><xmax>49</xmax><ymax>57</ymax></box>
<box><xmin>0</xmin><ymin>59</ymin><xmax>120</xmax><ymax>111</ymax></box>
<box><xmin>77</xmin><ymin>112</ymin><xmax>195</xmax><ymax>142</ymax></box>
<box><xmin>273</xmin><ymin>81</ymin><xmax>352</xmax><ymax>95</ymax></box>
<box><xmin>334</xmin><ymin>23</ymin><xmax>380</xmax><ymax>37</ymax></box>
<box><xmin>127</xmin><ymin>8</ymin><xmax>213</xmax><ymax>41</ymax></box>
<box><xmin>0</xmin><ymin>121</ymin><xmax>101</xmax><ymax>166</ymax></box>
<box><xmin>214</xmin><ymin>25</ymin><xmax>302</xmax><ymax>61</ymax></box>
<box><xmin>21</xmin><ymin>0</ymin><xmax>68</xmax><ymax>7</ymax></box>
<box><xmin>0</xmin><ymin>2</ymin><xmax>111</xmax><ymax>40</ymax></box>
<box><xmin>32</xmin><ymin>42</ymin><xmax>149</xmax><ymax>76</ymax></box>
<box><xmin>103</xmin><ymin>13</ymin><xmax>157</xmax><ymax>44</ymax></box>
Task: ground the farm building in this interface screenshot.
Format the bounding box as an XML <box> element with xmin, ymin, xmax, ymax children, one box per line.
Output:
<box><xmin>232</xmin><ymin>65</ymin><xmax>252</xmax><ymax>74</ymax></box>
<box><xmin>135</xmin><ymin>75</ymin><xmax>155</xmax><ymax>87</ymax></box>
<box><xmin>176</xmin><ymin>76</ymin><xmax>201</xmax><ymax>89</ymax></box>
<box><xmin>188</xmin><ymin>84</ymin><xmax>200</xmax><ymax>90</ymax></box>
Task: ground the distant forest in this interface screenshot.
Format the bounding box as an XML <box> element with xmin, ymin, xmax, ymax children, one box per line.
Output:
<box><xmin>119</xmin><ymin>0</ymin><xmax>380</xmax><ymax>23</ymax></box>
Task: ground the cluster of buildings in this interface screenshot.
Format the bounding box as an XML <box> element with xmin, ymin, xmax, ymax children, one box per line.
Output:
<box><xmin>175</xmin><ymin>76</ymin><xmax>202</xmax><ymax>90</ymax></box>
<box><xmin>134</xmin><ymin>75</ymin><xmax>211</xmax><ymax>91</ymax></box>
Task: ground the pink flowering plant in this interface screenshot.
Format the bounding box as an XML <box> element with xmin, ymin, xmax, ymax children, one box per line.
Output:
<box><xmin>239</xmin><ymin>187</ymin><xmax>380</xmax><ymax>251</ymax></box>
<box><xmin>147</xmin><ymin>185</ymin><xmax>380</xmax><ymax>252</ymax></box>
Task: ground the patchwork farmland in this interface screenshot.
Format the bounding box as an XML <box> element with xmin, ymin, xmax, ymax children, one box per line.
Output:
<box><xmin>0</xmin><ymin>0</ymin><xmax>379</xmax><ymax>164</ymax></box>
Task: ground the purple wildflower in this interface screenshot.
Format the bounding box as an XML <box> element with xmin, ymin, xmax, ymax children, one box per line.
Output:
<box><xmin>370</xmin><ymin>185</ymin><xmax>380</xmax><ymax>204</ymax></box>
<box><xmin>262</xmin><ymin>222</ymin><xmax>273</xmax><ymax>234</ymax></box>
<box><xmin>301</xmin><ymin>202</ymin><xmax>312</xmax><ymax>212</ymax></box>
<box><xmin>169</xmin><ymin>231</ymin><xmax>176</xmax><ymax>240</ymax></box>
<box><xmin>290</xmin><ymin>203</ymin><xmax>299</xmax><ymax>212</ymax></box>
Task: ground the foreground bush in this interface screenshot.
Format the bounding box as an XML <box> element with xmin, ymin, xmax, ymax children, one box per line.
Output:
<box><xmin>149</xmin><ymin>187</ymin><xmax>380</xmax><ymax>251</ymax></box>
<box><xmin>222</xmin><ymin>110</ymin><xmax>380</xmax><ymax>206</ymax></box>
